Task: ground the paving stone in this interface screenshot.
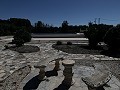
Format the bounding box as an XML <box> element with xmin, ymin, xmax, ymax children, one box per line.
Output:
<box><xmin>73</xmin><ymin>73</ymin><xmax>79</xmax><ymax>78</ymax></box>
<box><xmin>104</xmin><ymin>84</ymin><xmax>120</xmax><ymax>90</ymax></box>
<box><xmin>0</xmin><ymin>70</ymin><xmax>5</xmax><ymax>73</ymax></box>
<box><xmin>93</xmin><ymin>57</ymin><xmax>100</xmax><ymax>60</ymax></box>
<box><xmin>0</xmin><ymin>61</ymin><xmax>4</xmax><ymax>65</ymax></box>
<box><xmin>73</xmin><ymin>78</ymin><xmax>81</xmax><ymax>87</ymax></box>
<box><xmin>10</xmin><ymin>70</ymin><xmax>14</xmax><ymax>74</ymax></box>
<box><xmin>110</xmin><ymin>76</ymin><xmax>120</xmax><ymax>87</ymax></box>
<box><xmin>100</xmin><ymin>58</ymin><xmax>108</xmax><ymax>60</ymax></box>
<box><xmin>69</xmin><ymin>86</ymin><xmax>85</xmax><ymax>90</ymax></box>
<box><xmin>0</xmin><ymin>72</ymin><xmax>6</xmax><ymax>78</ymax></box>
<box><xmin>10</xmin><ymin>66</ymin><xmax>15</xmax><ymax>70</ymax></box>
<box><xmin>81</xmin><ymin>87</ymin><xmax>88</xmax><ymax>90</ymax></box>
<box><xmin>114</xmin><ymin>58</ymin><xmax>119</xmax><ymax>60</ymax></box>
<box><xmin>0</xmin><ymin>77</ymin><xmax>4</xmax><ymax>81</ymax></box>
<box><xmin>94</xmin><ymin>55</ymin><xmax>105</xmax><ymax>58</ymax></box>
<box><xmin>0</xmin><ymin>41</ymin><xmax>120</xmax><ymax>90</ymax></box>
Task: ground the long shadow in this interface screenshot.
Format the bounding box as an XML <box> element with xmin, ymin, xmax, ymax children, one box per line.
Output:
<box><xmin>23</xmin><ymin>70</ymin><xmax>58</xmax><ymax>90</ymax></box>
<box><xmin>45</xmin><ymin>70</ymin><xmax>58</xmax><ymax>77</ymax></box>
<box><xmin>97</xmin><ymin>87</ymin><xmax>105</xmax><ymax>90</ymax></box>
<box><xmin>53</xmin><ymin>81</ymin><xmax>71</xmax><ymax>90</ymax></box>
<box><xmin>23</xmin><ymin>75</ymin><xmax>42</xmax><ymax>90</ymax></box>
<box><xmin>88</xmin><ymin>86</ymin><xmax>105</xmax><ymax>90</ymax></box>
<box><xmin>53</xmin><ymin>82</ymin><xmax>104</xmax><ymax>90</ymax></box>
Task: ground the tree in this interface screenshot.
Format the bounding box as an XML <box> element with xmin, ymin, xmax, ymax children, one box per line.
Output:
<box><xmin>9</xmin><ymin>18</ymin><xmax>32</xmax><ymax>32</ymax></box>
<box><xmin>84</xmin><ymin>23</ymin><xmax>113</xmax><ymax>48</ymax></box>
<box><xmin>34</xmin><ymin>21</ymin><xmax>45</xmax><ymax>33</ymax></box>
<box><xmin>35</xmin><ymin>21</ymin><xmax>44</xmax><ymax>28</ymax></box>
<box><xmin>12</xmin><ymin>29</ymin><xmax>31</xmax><ymax>47</ymax></box>
<box><xmin>61</xmin><ymin>21</ymin><xmax>69</xmax><ymax>33</ymax></box>
<box><xmin>104</xmin><ymin>25</ymin><xmax>120</xmax><ymax>51</ymax></box>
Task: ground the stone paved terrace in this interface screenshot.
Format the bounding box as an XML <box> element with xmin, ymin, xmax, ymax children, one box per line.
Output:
<box><xmin>0</xmin><ymin>37</ymin><xmax>120</xmax><ymax>90</ymax></box>
<box><xmin>18</xmin><ymin>61</ymin><xmax>120</xmax><ymax>90</ymax></box>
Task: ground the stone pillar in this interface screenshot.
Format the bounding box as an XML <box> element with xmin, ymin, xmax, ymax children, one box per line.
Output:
<box><xmin>53</xmin><ymin>60</ymin><xmax>60</xmax><ymax>71</ymax></box>
<box><xmin>62</xmin><ymin>60</ymin><xmax>75</xmax><ymax>86</ymax></box>
<box><xmin>34</xmin><ymin>65</ymin><xmax>46</xmax><ymax>80</ymax></box>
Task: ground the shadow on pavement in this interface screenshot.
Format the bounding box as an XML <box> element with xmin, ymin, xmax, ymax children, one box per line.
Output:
<box><xmin>45</xmin><ymin>70</ymin><xmax>58</xmax><ymax>77</ymax></box>
<box><xmin>23</xmin><ymin>75</ymin><xmax>42</xmax><ymax>90</ymax></box>
<box><xmin>53</xmin><ymin>82</ymin><xmax>71</xmax><ymax>90</ymax></box>
<box><xmin>23</xmin><ymin>70</ymin><xmax>58</xmax><ymax>90</ymax></box>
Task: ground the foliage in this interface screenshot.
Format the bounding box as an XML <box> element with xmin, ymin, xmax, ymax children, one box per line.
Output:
<box><xmin>0</xmin><ymin>18</ymin><xmax>32</xmax><ymax>36</ymax></box>
<box><xmin>0</xmin><ymin>18</ymin><xmax>117</xmax><ymax>36</ymax></box>
<box><xmin>33</xmin><ymin>21</ymin><xmax>58</xmax><ymax>33</ymax></box>
<box><xmin>84</xmin><ymin>23</ymin><xmax>113</xmax><ymax>48</ymax></box>
<box><xmin>67</xmin><ymin>41</ymin><xmax>72</xmax><ymax>45</ymax></box>
<box><xmin>0</xmin><ymin>18</ymin><xmax>89</xmax><ymax>34</ymax></box>
<box><xmin>56</xmin><ymin>41</ymin><xmax>62</xmax><ymax>45</ymax></box>
<box><xmin>12</xmin><ymin>29</ymin><xmax>31</xmax><ymax>47</ymax></box>
<box><xmin>104</xmin><ymin>25</ymin><xmax>120</xmax><ymax>51</ymax></box>
<box><xmin>61</xmin><ymin>21</ymin><xmax>69</xmax><ymax>33</ymax></box>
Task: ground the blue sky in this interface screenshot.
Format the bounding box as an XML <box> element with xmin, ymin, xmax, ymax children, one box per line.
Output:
<box><xmin>0</xmin><ymin>0</ymin><xmax>120</xmax><ymax>26</ymax></box>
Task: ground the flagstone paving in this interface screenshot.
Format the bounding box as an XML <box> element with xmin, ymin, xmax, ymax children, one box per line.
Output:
<box><xmin>0</xmin><ymin>38</ymin><xmax>120</xmax><ymax>90</ymax></box>
<box><xmin>18</xmin><ymin>61</ymin><xmax>120</xmax><ymax>90</ymax></box>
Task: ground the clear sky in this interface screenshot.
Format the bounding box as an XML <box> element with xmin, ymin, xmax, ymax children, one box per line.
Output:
<box><xmin>0</xmin><ymin>0</ymin><xmax>120</xmax><ymax>26</ymax></box>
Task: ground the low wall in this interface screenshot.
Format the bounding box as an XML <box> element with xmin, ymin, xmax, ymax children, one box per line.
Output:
<box><xmin>31</xmin><ymin>33</ymin><xmax>85</xmax><ymax>38</ymax></box>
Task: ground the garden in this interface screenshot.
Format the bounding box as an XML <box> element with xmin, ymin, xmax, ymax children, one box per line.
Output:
<box><xmin>0</xmin><ymin>24</ymin><xmax>120</xmax><ymax>90</ymax></box>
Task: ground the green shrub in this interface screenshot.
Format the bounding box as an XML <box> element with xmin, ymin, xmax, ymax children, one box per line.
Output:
<box><xmin>56</xmin><ymin>41</ymin><xmax>62</xmax><ymax>45</ymax></box>
<box><xmin>85</xmin><ymin>28</ymin><xmax>99</xmax><ymax>48</ymax></box>
<box><xmin>67</xmin><ymin>41</ymin><xmax>72</xmax><ymax>45</ymax></box>
<box><xmin>104</xmin><ymin>26</ymin><xmax>120</xmax><ymax>51</ymax></box>
<box><xmin>84</xmin><ymin>24</ymin><xmax>112</xmax><ymax>48</ymax></box>
<box><xmin>12</xmin><ymin>29</ymin><xmax>31</xmax><ymax>47</ymax></box>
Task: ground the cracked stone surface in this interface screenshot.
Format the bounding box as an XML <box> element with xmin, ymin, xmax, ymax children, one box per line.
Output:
<box><xmin>18</xmin><ymin>61</ymin><xmax>120</xmax><ymax>90</ymax></box>
<box><xmin>0</xmin><ymin>38</ymin><xmax>120</xmax><ymax>90</ymax></box>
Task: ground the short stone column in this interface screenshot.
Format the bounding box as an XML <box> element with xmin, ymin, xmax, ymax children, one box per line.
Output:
<box><xmin>62</xmin><ymin>60</ymin><xmax>75</xmax><ymax>86</ymax></box>
<box><xmin>34</xmin><ymin>65</ymin><xmax>46</xmax><ymax>80</ymax></box>
<box><xmin>49</xmin><ymin>57</ymin><xmax>63</xmax><ymax>71</ymax></box>
<box><xmin>53</xmin><ymin>60</ymin><xmax>60</xmax><ymax>71</ymax></box>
